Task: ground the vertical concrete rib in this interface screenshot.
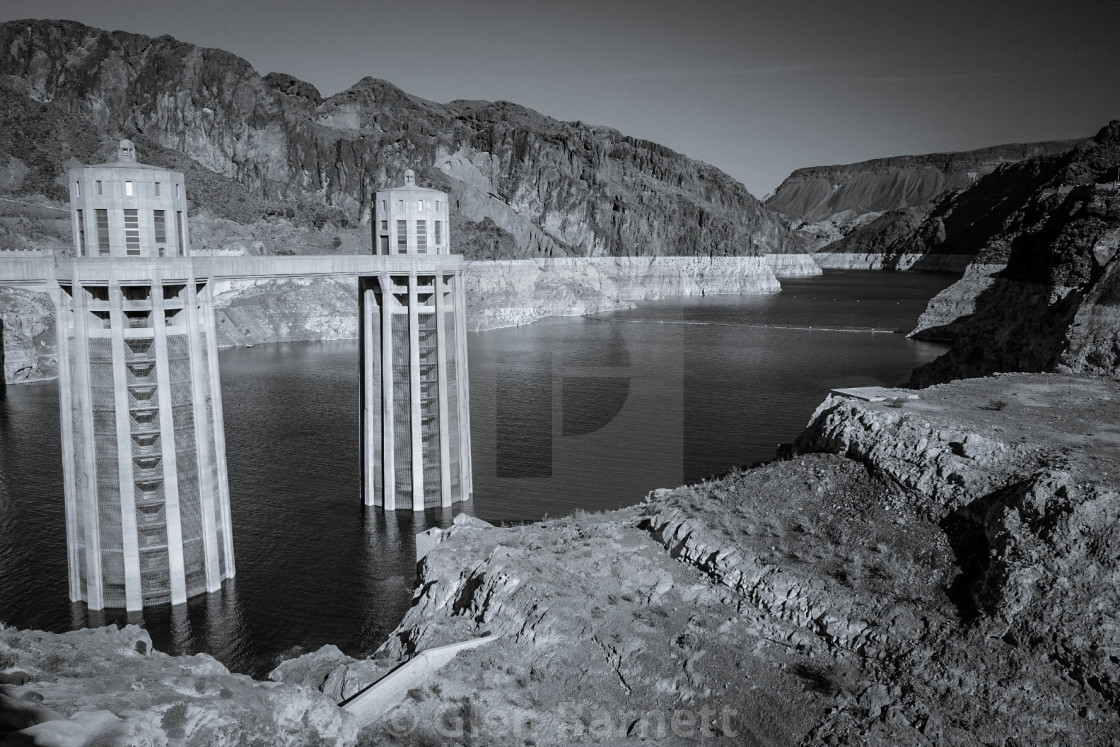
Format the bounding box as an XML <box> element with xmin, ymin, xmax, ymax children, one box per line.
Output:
<box><xmin>71</xmin><ymin>280</ymin><xmax>103</xmax><ymax>609</ymax></box>
<box><xmin>108</xmin><ymin>281</ymin><xmax>142</xmax><ymax>610</ymax></box>
<box><xmin>360</xmin><ymin>282</ymin><xmax>377</xmax><ymax>506</ymax></box>
<box><xmin>200</xmin><ymin>280</ymin><xmax>235</xmax><ymax>578</ymax></box>
<box><xmin>51</xmin><ymin>281</ymin><xmax>82</xmax><ymax>602</ymax></box>
<box><xmin>151</xmin><ymin>272</ymin><xmax>187</xmax><ymax>605</ymax></box>
<box><xmin>380</xmin><ymin>273</ymin><xmax>395</xmax><ymax>510</ymax></box>
<box><xmin>453</xmin><ymin>271</ymin><xmax>473</xmax><ymax>498</ymax></box>
<box><xmin>434</xmin><ymin>272</ymin><xmax>452</xmax><ymax>507</ymax></box>
<box><xmin>185</xmin><ymin>274</ymin><xmax>221</xmax><ymax>592</ymax></box>
<box><xmin>408</xmin><ymin>270</ymin><xmax>424</xmax><ymax>511</ymax></box>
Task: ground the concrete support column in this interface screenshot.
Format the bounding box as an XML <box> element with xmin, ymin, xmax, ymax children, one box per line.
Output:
<box><xmin>433</xmin><ymin>273</ymin><xmax>452</xmax><ymax>507</ymax></box>
<box><xmin>71</xmin><ymin>281</ymin><xmax>103</xmax><ymax>608</ymax></box>
<box><xmin>151</xmin><ymin>272</ymin><xmax>187</xmax><ymax>605</ymax></box>
<box><xmin>200</xmin><ymin>279</ymin><xmax>234</xmax><ymax>578</ymax></box>
<box><xmin>408</xmin><ymin>271</ymin><xmax>424</xmax><ymax>511</ymax></box>
<box><xmin>360</xmin><ymin>280</ymin><xmax>378</xmax><ymax>507</ymax></box>
<box><xmin>108</xmin><ymin>281</ymin><xmax>142</xmax><ymax>610</ymax></box>
<box><xmin>51</xmin><ymin>281</ymin><xmax>82</xmax><ymax>602</ymax></box>
<box><xmin>380</xmin><ymin>273</ymin><xmax>396</xmax><ymax>510</ymax></box>
<box><xmin>185</xmin><ymin>275</ymin><xmax>221</xmax><ymax>592</ymax></box>
<box><xmin>453</xmin><ymin>271</ymin><xmax>473</xmax><ymax>498</ymax></box>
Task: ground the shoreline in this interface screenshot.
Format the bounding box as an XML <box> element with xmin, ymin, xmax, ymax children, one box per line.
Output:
<box><xmin>2</xmin><ymin>252</ymin><xmax>966</xmax><ymax>385</ymax></box>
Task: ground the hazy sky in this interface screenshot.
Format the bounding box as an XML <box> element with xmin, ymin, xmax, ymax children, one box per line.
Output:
<box><xmin>1</xmin><ymin>0</ymin><xmax>1117</xmax><ymax>196</ymax></box>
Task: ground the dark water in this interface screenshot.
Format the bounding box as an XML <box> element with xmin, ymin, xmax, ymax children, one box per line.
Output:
<box><xmin>0</xmin><ymin>270</ymin><xmax>953</xmax><ymax>675</ymax></box>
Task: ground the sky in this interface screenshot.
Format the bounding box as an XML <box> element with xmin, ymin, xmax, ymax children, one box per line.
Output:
<box><xmin>0</xmin><ymin>0</ymin><xmax>1117</xmax><ymax>196</ymax></box>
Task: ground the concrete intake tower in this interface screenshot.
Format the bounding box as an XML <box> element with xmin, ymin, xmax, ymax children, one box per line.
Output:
<box><xmin>363</xmin><ymin>170</ymin><xmax>473</xmax><ymax>510</ymax></box>
<box><xmin>58</xmin><ymin>140</ymin><xmax>235</xmax><ymax>611</ymax></box>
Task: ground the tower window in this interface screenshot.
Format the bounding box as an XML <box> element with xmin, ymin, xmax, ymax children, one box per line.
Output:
<box><xmin>77</xmin><ymin>210</ymin><xmax>85</xmax><ymax>255</ymax></box>
<box><xmin>125</xmin><ymin>181</ymin><xmax>134</xmax><ymax>196</ymax></box>
<box><xmin>96</xmin><ymin>209</ymin><xmax>110</xmax><ymax>255</ymax></box>
<box><xmin>176</xmin><ymin>211</ymin><xmax>185</xmax><ymax>256</ymax></box>
<box><xmin>398</xmin><ymin>200</ymin><xmax>404</xmax><ymax>210</ymax></box>
<box><xmin>175</xmin><ymin>183</ymin><xmax>180</xmax><ymax>198</ymax></box>
<box><xmin>75</xmin><ymin>181</ymin><xmax>81</xmax><ymax>197</ymax></box>
<box><xmin>396</xmin><ymin>220</ymin><xmax>408</xmax><ymax>252</ymax></box>
<box><xmin>416</xmin><ymin>220</ymin><xmax>427</xmax><ymax>253</ymax></box>
<box><xmin>154</xmin><ymin>182</ymin><xmax>161</xmax><ymax>197</ymax></box>
<box><xmin>381</xmin><ymin>219</ymin><xmax>387</xmax><ymax>230</ymax></box>
<box><xmin>153</xmin><ymin>210</ymin><xmax>166</xmax><ymax>244</ymax></box>
<box><xmin>435</xmin><ymin>220</ymin><xmax>442</xmax><ymax>246</ymax></box>
<box><xmin>418</xmin><ymin>199</ymin><xmax>424</xmax><ymax>211</ymax></box>
<box><xmin>97</xmin><ymin>181</ymin><xmax>103</xmax><ymax>196</ymax></box>
<box><xmin>124</xmin><ymin>209</ymin><xmax>140</xmax><ymax>255</ymax></box>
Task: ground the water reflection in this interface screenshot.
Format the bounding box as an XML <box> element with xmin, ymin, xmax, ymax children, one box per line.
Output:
<box><xmin>68</xmin><ymin>581</ymin><xmax>252</xmax><ymax>669</ymax></box>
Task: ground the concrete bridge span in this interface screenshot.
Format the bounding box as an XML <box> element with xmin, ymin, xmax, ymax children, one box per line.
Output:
<box><xmin>0</xmin><ymin>253</ymin><xmax>466</xmax><ymax>286</ymax></box>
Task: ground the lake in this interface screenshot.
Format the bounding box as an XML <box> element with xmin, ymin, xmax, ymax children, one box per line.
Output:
<box><xmin>0</xmin><ymin>270</ymin><xmax>953</xmax><ymax>675</ymax></box>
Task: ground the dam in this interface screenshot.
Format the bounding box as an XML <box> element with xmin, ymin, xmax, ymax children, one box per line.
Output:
<box><xmin>0</xmin><ymin>143</ymin><xmax>473</xmax><ymax>612</ymax></box>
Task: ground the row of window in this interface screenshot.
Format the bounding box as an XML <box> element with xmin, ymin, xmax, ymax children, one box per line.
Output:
<box><xmin>77</xmin><ymin>209</ymin><xmax>186</xmax><ymax>257</ymax></box>
<box><xmin>395</xmin><ymin>219</ymin><xmax>442</xmax><ymax>252</ymax></box>
<box><xmin>380</xmin><ymin>198</ymin><xmax>442</xmax><ymax>214</ymax></box>
<box><xmin>76</xmin><ymin>180</ymin><xmax>182</xmax><ymax>199</ymax></box>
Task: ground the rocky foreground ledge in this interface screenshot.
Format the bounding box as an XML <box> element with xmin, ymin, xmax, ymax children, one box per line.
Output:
<box><xmin>4</xmin><ymin>373</ymin><xmax>1118</xmax><ymax>745</ymax></box>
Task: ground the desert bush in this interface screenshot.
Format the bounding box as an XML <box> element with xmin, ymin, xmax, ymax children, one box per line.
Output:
<box><xmin>791</xmin><ymin>661</ymin><xmax>845</xmax><ymax>696</ymax></box>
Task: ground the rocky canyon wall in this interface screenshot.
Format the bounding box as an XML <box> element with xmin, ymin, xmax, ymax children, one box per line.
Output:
<box><xmin>767</xmin><ymin>139</ymin><xmax>1081</xmax><ymax>249</ymax></box>
<box><xmin>0</xmin><ymin>286</ymin><xmax>54</xmax><ymax>383</ymax></box>
<box><xmin>0</xmin><ymin>19</ymin><xmax>801</xmax><ymax>261</ymax></box>
<box><xmin>813</xmin><ymin>253</ymin><xmax>974</xmax><ymax>273</ymax></box>
<box><xmin>909</xmin><ymin>122</ymin><xmax>1120</xmax><ymax>385</ymax></box>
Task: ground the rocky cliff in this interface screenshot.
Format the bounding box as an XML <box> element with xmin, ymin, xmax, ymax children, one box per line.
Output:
<box><xmin>909</xmin><ymin>121</ymin><xmax>1120</xmax><ymax>385</ymax></box>
<box><xmin>766</xmin><ymin>139</ymin><xmax>1080</xmax><ymax>249</ymax></box>
<box><xmin>264</xmin><ymin>373</ymin><xmax>1118</xmax><ymax>745</ymax></box>
<box><xmin>0</xmin><ymin>286</ymin><xmax>54</xmax><ymax>383</ymax></box>
<box><xmin>0</xmin><ymin>19</ymin><xmax>800</xmax><ymax>260</ymax></box>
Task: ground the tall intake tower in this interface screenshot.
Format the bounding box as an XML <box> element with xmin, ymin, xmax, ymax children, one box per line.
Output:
<box><xmin>57</xmin><ymin>140</ymin><xmax>235</xmax><ymax>611</ymax></box>
<box><xmin>362</xmin><ymin>170</ymin><xmax>472</xmax><ymax>510</ymax></box>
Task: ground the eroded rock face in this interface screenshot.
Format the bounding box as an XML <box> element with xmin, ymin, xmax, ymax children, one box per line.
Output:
<box><xmin>907</xmin><ymin>121</ymin><xmax>1120</xmax><ymax>384</ymax></box>
<box><xmin>0</xmin><ymin>19</ymin><xmax>801</xmax><ymax>260</ymax></box>
<box><xmin>0</xmin><ymin>286</ymin><xmax>55</xmax><ymax>383</ymax></box>
<box><xmin>813</xmin><ymin>252</ymin><xmax>973</xmax><ymax>273</ymax></box>
<box><xmin>212</xmin><ymin>277</ymin><xmax>360</xmax><ymax>348</ymax></box>
<box><xmin>794</xmin><ymin>375</ymin><xmax>1120</xmax><ymax>730</ymax></box>
<box><xmin>463</xmin><ymin>256</ymin><xmax>782</xmax><ymax>331</ymax></box>
<box><xmin>0</xmin><ymin>623</ymin><xmax>356</xmax><ymax>745</ymax></box>
<box><xmin>909</xmin><ymin>262</ymin><xmax>1007</xmax><ymax>341</ymax></box>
